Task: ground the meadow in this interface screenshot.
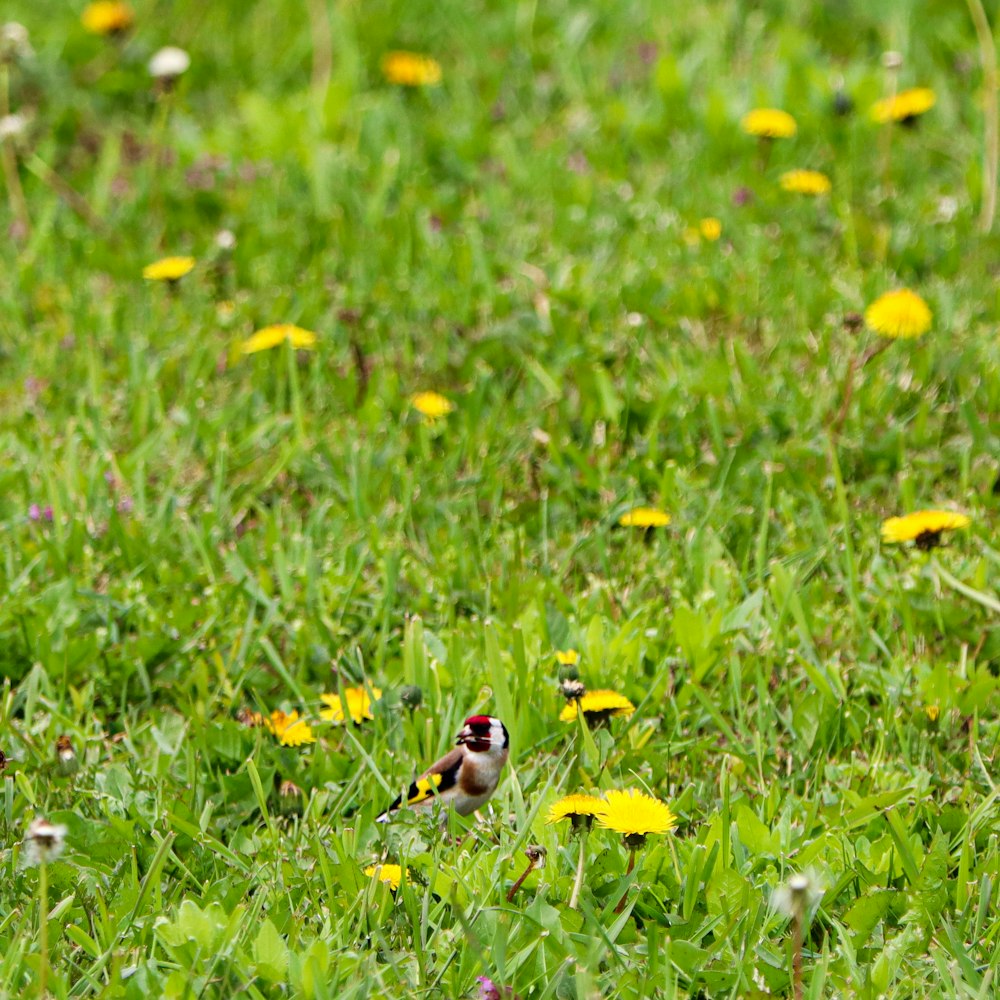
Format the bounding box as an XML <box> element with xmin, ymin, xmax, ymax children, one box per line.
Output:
<box><xmin>1</xmin><ymin>0</ymin><xmax>999</xmax><ymax>997</ymax></box>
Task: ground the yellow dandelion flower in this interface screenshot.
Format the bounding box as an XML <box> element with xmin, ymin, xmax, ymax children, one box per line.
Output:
<box><xmin>555</xmin><ymin>649</ymin><xmax>579</xmax><ymax>666</ymax></box>
<box><xmin>320</xmin><ymin>686</ymin><xmax>383</xmax><ymax>725</ymax></box>
<box><xmin>81</xmin><ymin>1</ymin><xmax>133</xmax><ymax>35</ymax></box>
<box><xmin>411</xmin><ymin>391</ymin><xmax>454</xmax><ymax>420</ymax></box>
<box><xmin>864</xmin><ymin>289</ymin><xmax>932</xmax><ymax>339</ymax></box>
<box><xmin>881</xmin><ymin>510</ymin><xmax>970</xmax><ymax>550</ymax></box>
<box><xmin>264</xmin><ymin>710</ymin><xmax>316</xmax><ymax>747</ymax></box>
<box><xmin>381</xmin><ymin>51</ymin><xmax>442</xmax><ymax>87</ymax></box>
<box><xmin>598</xmin><ymin>789</ymin><xmax>677</xmax><ymax>838</ymax></box>
<box><xmin>240</xmin><ymin>324</ymin><xmax>318</xmax><ymax>354</ymax></box>
<box><xmin>740</xmin><ymin>108</ymin><xmax>797</xmax><ymax>139</ymax></box>
<box><xmin>870</xmin><ymin>87</ymin><xmax>936</xmax><ymax>125</ymax></box>
<box><xmin>618</xmin><ymin>507</ymin><xmax>671</xmax><ymax>528</ymax></box>
<box><xmin>559</xmin><ymin>689</ymin><xmax>635</xmax><ymax>722</ymax></box>
<box><xmin>547</xmin><ymin>794</ymin><xmax>609</xmax><ymax>824</ymax></box>
<box><xmin>925</xmin><ymin>705</ymin><xmax>940</xmax><ymax>723</ymax></box>
<box><xmin>364</xmin><ymin>863</ymin><xmax>407</xmax><ymax>890</ymax></box>
<box><xmin>142</xmin><ymin>256</ymin><xmax>195</xmax><ymax>283</ymax></box>
<box><xmin>699</xmin><ymin>217</ymin><xmax>722</xmax><ymax>241</ymax></box>
<box><xmin>780</xmin><ymin>170</ymin><xmax>831</xmax><ymax>196</ymax></box>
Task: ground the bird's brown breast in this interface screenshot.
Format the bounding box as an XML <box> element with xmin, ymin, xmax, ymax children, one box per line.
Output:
<box><xmin>458</xmin><ymin>766</ymin><xmax>491</xmax><ymax>797</ymax></box>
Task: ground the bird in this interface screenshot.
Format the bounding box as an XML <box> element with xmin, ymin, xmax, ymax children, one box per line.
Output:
<box><xmin>377</xmin><ymin>715</ymin><xmax>509</xmax><ymax>822</ymax></box>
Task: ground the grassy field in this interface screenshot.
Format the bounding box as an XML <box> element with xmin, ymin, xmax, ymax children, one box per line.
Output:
<box><xmin>2</xmin><ymin>0</ymin><xmax>999</xmax><ymax>997</ymax></box>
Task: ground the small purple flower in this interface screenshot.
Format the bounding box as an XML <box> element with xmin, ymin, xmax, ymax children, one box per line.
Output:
<box><xmin>636</xmin><ymin>41</ymin><xmax>658</xmax><ymax>66</ymax></box>
<box><xmin>567</xmin><ymin>151</ymin><xmax>589</xmax><ymax>175</ymax></box>
<box><xmin>28</xmin><ymin>504</ymin><xmax>53</xmax><ymax>523</ymax></box>
<box><xmin>477</xmin><ymin>977</ymin><xmax>502</xmax><ymax>1000</ymax></box>
<box><xmin>732</xmin><ymin>186</ymin><xmax>754</xmax><ymax>207</ymax></box>
<box><xmin>117</xmin><ymin>496</ymin><xmax>133</xmax><ymax>515</ymax></box>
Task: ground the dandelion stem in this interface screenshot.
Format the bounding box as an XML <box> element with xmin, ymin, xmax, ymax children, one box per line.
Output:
<box><xmin>350</xmin><ymin>337</ymin><xmax>371</xmax><ymax>408</ymax></box>
<box><xmin>966</xmin><ymin>0</ymin><xmax>998</xmax><ymax>233</ymax></box>
<box><xmin>878</xmin><ymin>56</ymin><xmax>901</xmax><ymax>193</ymax></box>
<box><xmin>23</xmin><ymin>154</ymin><xmax>103</xmax><ymax>232</ymax></box>
<box><xmin>568</xmin><ymin>830</ymin><xmax>588</xmax><ymax>910</ymax></box>
<box><xmin>306</xmin><ymin>0</ymin><xmax>333</xmax><ymax>92</ymax></box>
<box><xmin>831</xmin><ymin>339</ymin><xmax>891</xmax><ymax>435</ymax></box>
<box><xmin>287</xmin><ymin>337</ymin><xmax>306</xmax><ymax>444</ymax></box>
<box><xmin>792</xmin><ymin>903</ymin><xmax>803</xmax><ymax>1000</ymax></box>
<box><xmin>38</xmin><ymin>859</ymin><xmax>50</xmax><ymax>998</ymax></box>
<box><xmin>0</xmin><ymin>64</ymin><xmax>30</xmax><ymax>239</ymax></box>
<box><xmin>506</xmin><ymin>854</ymin><xmax>538</xmax><ymax>903</ymax></box>
<box><xmin>614</xmin><ymin>848</ymin><xmax>637</xmax><ymax>914</ymax></box>
<box><xmin>831</xmin><ymin>353</ymin><xmax>859</xmax><ymax>436</ymax></box>
<box><xmin>756</xmin><ymin>135</ymin><xmax>772</xmax><ymax>172</ymax></box>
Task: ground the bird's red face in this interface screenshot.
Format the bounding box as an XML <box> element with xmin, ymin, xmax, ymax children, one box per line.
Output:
<box><xmin>456</xmin><ymin>715</ymin><xmax>509</xmax><ymax>754</ymax></box>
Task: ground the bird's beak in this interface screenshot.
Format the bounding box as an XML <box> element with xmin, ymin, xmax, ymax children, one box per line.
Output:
<box><xmin>455</xmin><ymin>725</ymin><xmax>473</xmax><ymax>746</ymax></box>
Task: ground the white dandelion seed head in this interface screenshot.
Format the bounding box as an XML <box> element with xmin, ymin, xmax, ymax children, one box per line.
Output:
<box><xmin>772</xmin><ymin>869</ymin><xmax>824</xmax><ymax>917</ymax></box>
<box><xmin>936</xmin><ymin>196</ymin><xmax>959</xmax><ymax>223</ymax></box>
<box><xmin>148</xmin><ymin>46</ymin><xmax>191</xmax><ymax>80</ymax></box>
<box><xmin>0</xmin><ymin>112</ymin><xmax>28</xmax><ymax>143</ymax></box>
<box><xmin>23</xmin><ymin>817</ymin><xmax>67</xmax><ymax>867</ymax></box>
<box><xmin>1</xmin><ymin>22</ymin><xmax>32</xmax><ymax>61</ymax></box>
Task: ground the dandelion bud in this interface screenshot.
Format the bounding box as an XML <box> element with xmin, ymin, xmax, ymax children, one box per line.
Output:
<box><xmin>307</xmin><ymin>643</ymin><xmax>330</xmax><ymax>667</ymax></box>
<box><xmin>524</xmin><ymin>844</ymin><xmax>546</xmax><ymax>868</ymax></box>
<box><xmin>399</xmin><ymin>684</ymin><xmax>423</xmax><ymax>709</ymax></box>
<box><xmin>506</xmin><ymin>845</ymin><xmax>547</xmax><ymax>902</ymax></box>
<box><xmin>55</xmin><ymin>735</ymin><xmax>79</xmax><ymax>777</ymax></box>
<box><xmin>832</xmin><ymin>90</ymin><xmax>854</xmax><ymax>117</ymax></box>
<box><xmin>277</xmin><ymin>778</ymin><xmax>304</xmax><ymax>816</ymax></box>
<box><xmin>557</xmin><ymin>660</ymin><xmax>580</xmax><ymax>681</ymax></box>
<box><xmin>236</xmin><ymin>707</ymin><xmax>264</xmax><ymax>728</ymax></box>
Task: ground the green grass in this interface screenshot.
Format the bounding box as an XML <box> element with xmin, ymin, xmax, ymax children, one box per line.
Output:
<box><xmin>1</xmin><ymin>0</ymin><xmax>999</xmax><ymax>996</ymax></box>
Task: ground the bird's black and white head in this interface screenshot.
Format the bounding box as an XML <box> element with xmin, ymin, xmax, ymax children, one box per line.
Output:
<box><xmin>456</xmin><ymin>715</ymin><xmax>509</xmax><ymax>756</ymax></box>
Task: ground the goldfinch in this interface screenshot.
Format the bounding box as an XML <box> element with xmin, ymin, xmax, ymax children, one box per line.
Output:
<box><xmin>377</xmin><ymin>715</ymin><xmax>509</xmax><ymax>822</ymax></box>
